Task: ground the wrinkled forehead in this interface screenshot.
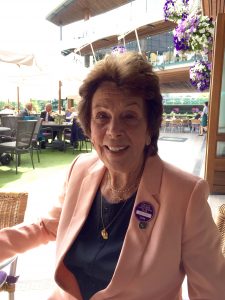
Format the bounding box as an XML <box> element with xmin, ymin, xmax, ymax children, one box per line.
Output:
<box><xmin>93</xmin><ymin>81</ymin><xmax>137</xmax><ymax>100</ymax></box>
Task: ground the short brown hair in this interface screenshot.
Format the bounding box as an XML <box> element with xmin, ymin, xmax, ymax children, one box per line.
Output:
<box><xmin>78</xmin><ymin>52</ymin><xmax>163</xmax><ymax>156</ymax></box>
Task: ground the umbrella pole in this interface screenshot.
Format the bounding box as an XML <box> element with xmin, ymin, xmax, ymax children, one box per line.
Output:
<box><xmin>17</xmin><ymin>86</ymin><xmax>20</xmax><ymax>113</ymax></box>
<box><xmin>58</xmin><ymin>80</ymin><xmax>62</xmax><ymax>114</ymax></box>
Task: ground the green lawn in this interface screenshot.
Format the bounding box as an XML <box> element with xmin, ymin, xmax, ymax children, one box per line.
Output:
<box><xmin>0</xmin><ymin>146</ymin><xmax>91</xmax><ymax>190</ymax></box>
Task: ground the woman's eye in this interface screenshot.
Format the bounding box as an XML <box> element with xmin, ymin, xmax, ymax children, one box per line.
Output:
<box><xmin>95</xmin><ymin>112</ymin><xmax>109</xmax><ymax>121</ymax></box>
<box><xmin>123</xmin><ymin>113</ymin><xmax>138</xmax><ymax>120</ymax></box>
<box><xmin>125</xmin><ymin>114</ymin><xmax>135</xmax><ymax>119</ymax></box>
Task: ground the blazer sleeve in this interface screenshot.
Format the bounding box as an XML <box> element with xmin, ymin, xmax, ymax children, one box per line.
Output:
<box><xmin>182</xmin><ymin>179</ymin><xmax>225</xmax><ymax>298</ymax></box>
<box><xmin>0</xmin><ymin>156</ymin><xmax>81</xmax><ymax>262</ymax></box>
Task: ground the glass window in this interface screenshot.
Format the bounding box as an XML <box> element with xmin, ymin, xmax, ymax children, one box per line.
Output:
<box><xmin>216</xmin><ymin>141</ymin><xmax>225</xmax><ymax>157</ymax></box>
<box><xmin>218</xmin><ymin>50</ymin><xmax>225</xmax><ymax>133</ymax></box>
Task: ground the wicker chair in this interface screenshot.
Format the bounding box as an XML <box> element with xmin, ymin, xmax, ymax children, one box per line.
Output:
<box><xmin>215</xmin><ymin>204</ymin><xmax>225</xmax><ymax>257</ymax></box>
<box><xmin>0</xmin><ymin>192</ymin><xmax>28</xmax><ymax>300</ymax></box>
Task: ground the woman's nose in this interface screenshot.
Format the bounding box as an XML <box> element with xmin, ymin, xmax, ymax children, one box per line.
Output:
<box><xmin>106</xmin><ymin>117</ymin><xmax>123</xmax><ymax>137</ymax></box>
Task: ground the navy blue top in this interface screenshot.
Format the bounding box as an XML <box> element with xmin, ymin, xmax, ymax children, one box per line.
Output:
<box><xmin>64</xmin><ymin>190</ymin><xmax>136</xmax><ymax>300</ymax></box>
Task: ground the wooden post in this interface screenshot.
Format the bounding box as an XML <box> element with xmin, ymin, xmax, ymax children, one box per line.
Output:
<box><xmin>17</xmin><ymin>86</ymin><xmax>20</xmax><ymax>113</ymax></box>
<box><xmin>58</xmin><ymin>80</ymin><xmax>62</xmax><ymax>114</ymax></box>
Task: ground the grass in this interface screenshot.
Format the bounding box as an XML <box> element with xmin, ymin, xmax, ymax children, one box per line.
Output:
<box><xmin>0</xmin><ymin>144</ymin><xmax>92</xmax><ymax>191</ymax></box>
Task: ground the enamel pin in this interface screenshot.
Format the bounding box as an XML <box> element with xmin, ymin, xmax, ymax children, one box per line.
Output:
<box><xmin>135</xmin><ymin>201</ymin><xmax>154</xmax><ymax>229</ymax></box>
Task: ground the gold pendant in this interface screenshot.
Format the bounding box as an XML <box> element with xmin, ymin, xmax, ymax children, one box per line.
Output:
<box><xmin>101</xmin><ymin>228</ymin><xmax>108</xmax><ymax>240</ymax></box>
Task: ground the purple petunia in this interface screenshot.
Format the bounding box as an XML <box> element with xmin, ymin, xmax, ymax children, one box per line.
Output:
<box><xmin>163</xmin><ymin>0</ymin><xmax>189</xmax><ymax>22</ymax></box>
<box><xmin>190</xmin><ymin>61</ymin><xmax>211</xmax><ymax>91</ymax></box>
<box><xmin>112</xmin><ymin>45</ymin><xmax>126</xmax><ymax>55</ymax></box>
<box><xmin>173</xmin><ymin>15</ymin><xmax>214</xmax><ymax>54</ymax></box>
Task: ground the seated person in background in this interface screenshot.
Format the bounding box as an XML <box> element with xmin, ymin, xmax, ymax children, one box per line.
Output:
<box><xmin>65</xmin><ymin>107</ymin><xmax>78</xmax><ymax>122</ymax></box>
<box><xmin>40</xmin><ymin>103</ymin><xmax>57</xmax><ymax>147</ymax></box>
<box><xmin>18</xmin><ymin>102</ymin><xmax>33</xmax><ymax>117</ymax></box>
<box><xmin>0</xmin><ymin>105</ymin><xmax>16</xmax><ymax>115</ymax></box>
<box><xmin>65</xmin><ymin>108</ymin><xmax>72</xmax><ymax>121</ymax></box>
<box><xmin>40</xmin><ymin>103</ymin><xmax>55</xmax><ymax>122</ymax></box>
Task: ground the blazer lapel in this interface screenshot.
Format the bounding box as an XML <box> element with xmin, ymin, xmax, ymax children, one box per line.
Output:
<box><xmin>57</xmin><ymin>158</ymin><xmax>106</xmax><ymax>262</ymax></box>
<box><xmin>93</xmin><ymin>155</ymin><xmax>164</xmax><ymax>299</ymax></box>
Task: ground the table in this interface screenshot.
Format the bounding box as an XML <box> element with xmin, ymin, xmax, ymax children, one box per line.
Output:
<box><xmin>0</xmin><ymin>127</ymin><xmax>11</xmax><ymax>134</ymax></box>
<box><xmin>0</xmin><ymin>127</ymin><xmax>11</xmax><ymax>143</ymax></box>
<box><xmin>42</xmin><ymin>121</ymin><xmax>72</xmax><ymax>140</ymax></box>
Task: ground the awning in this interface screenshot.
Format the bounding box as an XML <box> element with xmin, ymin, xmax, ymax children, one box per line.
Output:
<box><xmin>46</xmin><ymin>0</ymin><xmax>130</xmax><ymax>25</ymax></box>
<box><xmin>67</xmin><ymin>20</ymin><xmax>175</xmax><ymax>56</ymax></box>
<box><xmin>0</xmin><ymin>50</ymin><xmax>35</xmax><ymax>66</ymax></box>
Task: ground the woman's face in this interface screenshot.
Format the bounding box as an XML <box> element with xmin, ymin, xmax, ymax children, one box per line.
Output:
<box><xmin>90</xmin><ymin>81</ymin><xmax>150</xmax><ymax>174</ymax></box>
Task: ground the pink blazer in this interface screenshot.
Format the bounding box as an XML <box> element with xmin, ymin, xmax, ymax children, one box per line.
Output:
<box><xmin>1</xmin><ymin>153</ymin><xmax>225</xmax><ymax>300</ymax></box>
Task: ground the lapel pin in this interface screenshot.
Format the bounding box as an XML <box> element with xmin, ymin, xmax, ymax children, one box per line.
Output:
<box><xmin>135</xmin><ymin>201</ymin><xmax>154</xmax><ymax>229</ymax></box>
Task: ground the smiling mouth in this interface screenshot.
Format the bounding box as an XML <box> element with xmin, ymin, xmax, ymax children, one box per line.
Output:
<box><xmin>105</xmin><ymin>146</ymin><xmax>128</xmax><ymax>152</ymax></box>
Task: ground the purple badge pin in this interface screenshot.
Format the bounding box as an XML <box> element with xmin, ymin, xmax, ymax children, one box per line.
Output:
<box><xmin>135</xmin><ymin>201</ymin><xmax>154</xmax><ymax>224</ymax></box>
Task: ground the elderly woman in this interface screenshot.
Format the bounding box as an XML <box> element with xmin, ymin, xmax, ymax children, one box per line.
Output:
<box><xmin>0</xmin><ymin>52</ymin><xmax>225</xmax><ymax>300</ymax></box>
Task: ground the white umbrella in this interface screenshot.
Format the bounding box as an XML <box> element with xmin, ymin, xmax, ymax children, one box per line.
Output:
<box><xmin>0</xmin><ymin>49</ymin><xmax>36</xmax><ymax>111</ymax></box>
<box><xmin>9</xmin><ymin>53</ymin><xmax>89</xmax><ymax>111</ymax></box>
<box><xmin>0</xmin><ymin>49</ymin><xmax>89</xmax><ymax>112</ymax></box>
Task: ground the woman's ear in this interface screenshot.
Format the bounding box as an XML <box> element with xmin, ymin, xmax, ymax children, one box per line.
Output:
<box><xmin>145</xmin><ymin>135</ymin><xmax>151</xmax><ymax>146</ymax></box>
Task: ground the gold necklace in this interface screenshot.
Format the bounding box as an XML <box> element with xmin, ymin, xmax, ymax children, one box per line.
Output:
<box><xmin>100</xmin><ymin>193</ymin><xmax>128</xmax><ymax>240</ymax></box>
<box><xmin>107</xmin><ymin>172</ymin><xmax>141</xmax><ymax>201</ymax></box>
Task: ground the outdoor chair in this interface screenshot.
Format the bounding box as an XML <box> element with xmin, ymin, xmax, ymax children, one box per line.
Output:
<box><xmin>160</xmin><ymin>119</ymin><xmax>169</xmax><ymax>132</ymax></box>
<box><xmin>169</xmin><ymin>119</ymin><xmax>182</xmax><ymax>132</ymax></box>
<box><xmin>77</xmin><ymin>125</ymin><xmax>92</xmax><ymax>153</ymax></box>
<box><xmin>40</xmin><ymin>126</ymin><xmax>54</xmax><ymax>147</ymax></box>
<box><xmin>215</xmin><ymin>204</ymin><xmax>225</xmax><ymax>257</ymax></box>
<box><xmin>181</xmin><ymin>118</ymin><xmax>191</xmax><ymax>132</ymax></box>
<box><xmin>32</xmin><ymin>118</ymin><xmax>43</xmax><ymax>162</ymax></box>
<box><xmin>1</xmin><ymin>116</ymin><xmax>22</xmax><ymax>138</ymax></box>
<box><xmin>0</xmin><ymin>192</ymin><xmax>28</xmax><ymax>300</ymax></box>
<box><xmin>62</xmin><ymin>127</ymin><xmax>74</xmax><ymax>151</ymax></box>
<box><xmin>0</xmin><ymin>120</ymin><xmax>37</xmax><ymax>174</ymax></box>
<box><xmin>190</xmin><ymin>119</ymin><xmax>201</xmax><ymax>133</ymax></box>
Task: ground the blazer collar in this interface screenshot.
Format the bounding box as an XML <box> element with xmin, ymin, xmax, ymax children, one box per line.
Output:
<box><xmin>93</xmin><ymin>155</ymin><xmax>164</xmax><ymax>298</ymax></box>
<box><xmin>57</xmin><ymin>154</ymin><xmax>164</xmax><ymax>298</ymax></box>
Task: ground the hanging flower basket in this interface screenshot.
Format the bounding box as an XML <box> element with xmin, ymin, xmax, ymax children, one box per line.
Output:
<box><xmin>163</xmin><ymin>0</ymin><xmax>189</xmax><ymax>22</ymax></box>
<box><xmin>173</xmin><ymin>15</ymin><xmax>214</xmax><ymax>54</ymax></box>
<box><xmin>189</xmin><ymin>15</ymin><xmax>214</xmax><ymax>53</ymax></box>
<box><xmin>189</xmin><ymin>60</ymin><xmax>211</xmax><ymax>91</ymax></box>
<box><xmin>112</xmin><ymin>45</ymin><xmax>126</xmax><ymax>55</ymax></box>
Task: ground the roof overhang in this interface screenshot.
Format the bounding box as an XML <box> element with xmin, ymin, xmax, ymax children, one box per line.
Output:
<box><xmin>157</xmin><ymin>67</ymin><xmax>202</xmax><ymax>93</ymax></box>
<box><xmin>71</xmin><ymin>20</ymin><xmax>175</xmax><ymax>56</ymax></box>
<box><xmin>46</xmin><ymin>0</ymin><xmax>130</xmax><ymax>26</ymax></box>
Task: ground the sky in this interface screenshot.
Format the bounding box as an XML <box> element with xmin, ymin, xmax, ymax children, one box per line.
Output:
<box><xmin>0</xmin><ymin>0</ymin><xmax>166</xmax><ymax>102</ymax></box>
<box><xmin>0</xmin><ymin>0</ymin><xmax>62</xmax><ymax>55</ymax></box>
<box><xmin>0</xmin><ymin>0</ymin><xmax>176</xmax><ymax>102</ymax></box>
<box><xmin>0</xmin><ymin>0</ymin><xmax>166</xmax><ymax>56</ymax></box>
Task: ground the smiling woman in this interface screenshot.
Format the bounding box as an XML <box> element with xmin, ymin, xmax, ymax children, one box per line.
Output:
<box><xmin>0</xmin><ymin>52</ymin><xmax>225</xmax><ymax>300</ymax></box>
<box><xmin>90</xmin><ymin>81</ymin><xmax>150</xmax><ymax>186</ymax></box>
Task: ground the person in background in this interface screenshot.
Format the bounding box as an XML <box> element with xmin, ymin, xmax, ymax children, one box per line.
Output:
<box><xmin>40</xmin><ymin>103</ymin><xmax>55</xmax><ymax>122</ymax></box>
<box><xmin>0</xmin><ymin>52</ymin><xmax>224</xmax><ymax>300</ymax></box>
<box><xmin>0</xmin><ymin>105</ymin><xmax>16</xmax><ymax>115</ymax></box>
<box><xmin>199</xmin><ymin>101</ymin><xmax>209</xmax><ymax>136</ymax></box>
<box><xmin>18</xmin><ymin>102</ymin><xmax>33</xmax><ymax>117</ymax></box>
<box><xmin>66</xmin><ymin>106</ymin><xmax>78</xmax><ymax>123</ymax></box>
<box><xmin>65</xmin><ymin>108</ymin><xmax>72</xmax><ymax>121</ymax></box>
<box><xmin>40</xmin><ymin>103</ymin><xmax>57</xmax><ymax>147</ymax></box>
<box><xmin>194</xmin><ymin>111</ymin><xmax>202</xmax><ymax>120</ymax></box>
